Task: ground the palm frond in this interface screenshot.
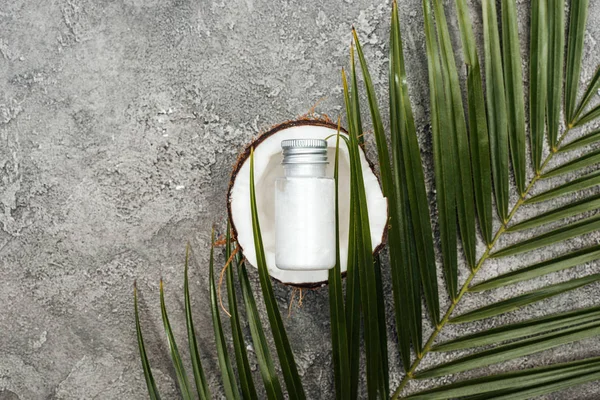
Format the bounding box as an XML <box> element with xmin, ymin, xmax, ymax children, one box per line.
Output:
<box><xmin>573</xmin><ymin>104</ymin><xmax>600</xmax><ymax>128</ymax></box>
<box><xmin>345</xmin><ymin>54</ymin><xmax>385</xmax><ymax>398</ymax></box>
<box><xmin>393</xmin><ymin>16</ymin><xmax>441</xmax><ymax>325</ymax></box>
<box><xmin>450</xmin><ymin>274</ymin><xmax>600</xmax><ymax>324</ymax></box>
<box><xmin>134</xmin><ymin>282</ymin><xmax>161</xmax><ymax>400</ymax></box>
<box><xmin>470</xmin><ymin>245</ymin><xmax>600</xmax><ymax>292</ymax></box>
<box><xmin>566</xmin><ymin>0</ymin><xmax>590</xmax><ymax>124</ymax></box>
<box><xmin>507</xmin><ymin>193</ymin><xmax>600</xmax><ymax>232</ymax></box>
<box><xmin>225</xmin><ymin>227</ymin><xmax>257</xmax><ymax>400</ymax></box>
<box><xmin>424</xmin><ymin>0</ymin><xmax>458</xmax><ymax>299</ymax></box>
<box><xmin>526</xmin><ymin>170</ymin><xmax>600</xmax><ymax>204</ymax></box>
<box><xmin>501</xmin><ymin>0</ymin><xmax>527</xmax><ymax>192</ymax></box>
<box><xmin>374</xmin><ymin>256</ymin><xmax>390</xmax><ymax>400</ymax></box>
<box><xmin>238</xmin><ymin>259</ymin><xmax>285</xmax><ymax>400</ymax></box>
<box><xmin>469</xmin><ymin>369</ymin><xmax>600</xmax><ymax>400</ymax></box>
<box><xmin>432</xmin><ymin>0</ymin><xmax>477</xmax><ymax>269</ymax></box>
<box><xmin>482</xmin><ymin>0</ymin><xmax>509</xmax><ymax>221</ymax></box>
<box><xmin>416</xmin><ymin>321</ymin><xmax>600</xmax><ymax>379</ymax></box>
<box><xmin>354</xmin><ymin>20</ymin><xmax>416</xmax><ymax>368</ymax></box>
<box><xmin>547</xmin><ymin>0</ymin><xmax>565</xmax><ymax>150</ymax></box>
<box><xmin>340</xmin><ymin>103</ymin><xmax>361</xmax><ymax>398</ymax></box>
<box><xmin>530</xmin><ymin>0</ymin><xmax>548</xmax><ymax>173</ymax></box>
<box><xmin>573</xmin><ymin>66</ymin><xmax>600</xmax><ymax>123</ymax></box>
<box><xmin>433</xmin><ymin>305</ymin><xmax>600</xmax><ymax>352</ymax></box>
<box><xmin>352</xmin><ymin>30</ymin><xmax>398</xmax><ymax>391</ymax></box>
<box><xmin>542</xmin><ymin>148</ymin><xmax>600</xmax><ymax>178</ymax></box>
<box><xmin>160</xmin><ymin>279</ymin><xmax>194</xmax><ymax>400</ymax></box>
<box><xmin>389</xmin><ymin>0</ymin><xmax>600</xmax><ymax>396</ymax></box>
<box><xmin>407</xmin><ymin>356</ymin><xmax>600</xmax><ymax>399</ymax></box>
<box><xmin>208</xmin><ymin>230</ymin><xmax>241</xmax><ymax>400</ymax></box>
<box><xmin>491</xmin><ymin>215</ymin><xmax>600</xmax><ymax>258</ymax></box>
<box><xmin>559</xmin><ymin>128</ymin><xmax>600</xmax><ymax>153</ymax></box>
<box><xmin>249</xmin><ymin>148</ymin><xmax>306</xmax><ymax>399</ymax></box>
<box><xmin>389</xmin><ymin>0</ymin><xmax>423</xmax><ymax>357</ymax></box>
<box><xmin>184</xmin><ymin>246</ymin><xmax>211</xmax><ymax>400</ymax></box>
<box><xmin>328</xmin><ymin>127</ymin><xmax>351</xmax><ymax>399</ymax></box>
<box><xmin>454</xmin><ymin>0</ymin><xmax>493</xmax><ymax>244</ymax></box>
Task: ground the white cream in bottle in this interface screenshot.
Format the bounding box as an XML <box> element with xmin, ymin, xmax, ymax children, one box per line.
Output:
<box><xmin>275</xmin><ymin>139</ymin><xmax>335</xmax><ymax>270</ymax></box>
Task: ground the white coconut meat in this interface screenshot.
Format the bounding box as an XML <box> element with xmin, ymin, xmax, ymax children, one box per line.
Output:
<box><xmin>228</xmin><ymin>121</ymin><xmax>387</xmax><ymax>286</ymax></box>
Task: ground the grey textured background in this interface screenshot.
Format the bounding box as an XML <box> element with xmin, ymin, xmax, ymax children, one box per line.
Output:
<box><xmin>2</xmin><ymin>0</ymin><xmax>600</xmax><ymax>398</ymax></box>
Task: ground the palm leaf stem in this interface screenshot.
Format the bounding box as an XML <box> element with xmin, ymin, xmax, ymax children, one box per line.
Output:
<box><xmin>392</xmin><ymin>129</ymin><xmax>571</xmax><ymax>399</ymax></box>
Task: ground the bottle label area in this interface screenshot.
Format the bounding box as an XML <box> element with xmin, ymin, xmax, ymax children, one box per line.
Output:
<box><xmin>275</xmin><ymin>177</ymin><xmax>336</xmax><ymax>270</ymax></box>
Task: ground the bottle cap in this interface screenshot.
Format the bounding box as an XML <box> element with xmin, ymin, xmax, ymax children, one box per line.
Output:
<box><xmin>281</xmin><ymin>139</ymin><xmax>328</xmax><ymax>164</ymax></box>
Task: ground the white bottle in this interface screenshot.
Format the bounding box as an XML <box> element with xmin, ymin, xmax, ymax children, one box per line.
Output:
<box><xmin>275</xmin><ymin>139</ymin><xmax>336</xmax><ymax>271</ymax></box>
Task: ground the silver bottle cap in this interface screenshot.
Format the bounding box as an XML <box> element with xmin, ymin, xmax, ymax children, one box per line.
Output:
<box><xmin>281</xmin><ymin>139</ymin><xmax>328</xmax><ymax>164</ymax></box>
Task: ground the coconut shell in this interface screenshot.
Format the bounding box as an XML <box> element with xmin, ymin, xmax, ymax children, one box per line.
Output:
<box><xmin>226</xmin><ymin>117</ymin><xmax>388</xmax><ymax>288</ymax></box>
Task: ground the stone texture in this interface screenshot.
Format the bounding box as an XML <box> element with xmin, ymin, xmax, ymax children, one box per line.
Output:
<box><xmin>1</xmin><ymin>0</ymin><xmax>600</xmax><ymax>398</ymax></box>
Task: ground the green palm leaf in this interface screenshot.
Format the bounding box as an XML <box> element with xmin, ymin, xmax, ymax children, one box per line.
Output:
<box><xmin>424</xmin><ymin>0</ymin><xmax>458</xmax><ymax>299</ymax></box>
<box><xmin>389</xmin><ymin>0</ymin><xmax>423</xmax><ymax>356</ymax></box>
<box><xmin>450</xmin><ymin>273</ymin><xmax>600</xmax><ymax>324</ymax></box>
<box><xmin>525</xmin><ymin>170</ymin><xmax>600</xmax><ymax>204</ymax></box>
<box><xmin>249</xmin><ymin>148</ymin><xmax>305</xmax><ymax>400</ymax></box>
<box><xmin>374</xmin><ymin>256</ymin><xmax>390</xmax><ymax>400</ymax></box>
<box><xmin>573</xmin><ymin>66</ymin><xmax>600</xmax><ymax>122</ymax></box>
<box><xmin>473</xmin><ymin>369</ymin><xmax>600</xmax><ymax>400</ymax></box>
<box><xmin>434</xmin><ymin>305</ymin><xmax>600</xmax><ymax>352</ymax></box>
<box><xmin>491</xmin><ymin>214</ymin><xmax>600</xmax><ymax>258</ymax></box>
<box><xmin>340</xmin><ymin>107</ymin><xmax>361</xmax><ymax>399</ymax></box>
<box><xmin>432</xmin><ymin>0</ymin><xmax>477</xmax><ymax>269</ymax></box>
<box><xmin>454</xmin><ymin>0</ymin><xmax>493</xmax><ymax>244</ymax></box>
<box><xmin>328</xmin><ymin>129</ymin><xmax>351</xmax><ymax>399</ymax></box>
<box><xmin>566</xmin><ymin>0</ymin><xmax>590</xmax><ymax>124</ymax></box>
<box><xmin>398</xmin><ymin>49</ymin><xmax>439</xmax><ymax>324</ymax></box>
<box><xmin>209</xmin><ymin>230</ymin><xmax>241</xmax><ymax>400</ymax></box>
<box><xmin>225</xmin><ymin>227</ymin><xmax>257</xmax><ymax>400</ymax></box>
<box><xmin>184</xmin><ymin>246</ymin><xmax>211</xmax><ymax>400</ymax></box>
<box><xmin>470</xmin><ymin>245</ymin><xmax>600</xmax><ymax>292</ymax></box>
<box><xmin>387</xmin><ymin>2</ymin><xmax>439</xmax><ymax>326</ymax></box>
<box><xmin>354</xmin><ymin>21</ymin><xmax>417</xmax><ymax>369</ymax></box>
<box><xmin>408</xmin><ymin>357</ymin><xmax>600</xmax><ymax>399</ymax></box>
<box><xmin>530</xmin><ymin>0</ymin><xmax>548</xmax><ymax>173</ymax></box>
<box><xmin>507</xmin><ymin>193</ymin><xmax>600</xmax><ymax>232</ymax></box>
<box><xmin>416</xmin><ymin>321</ymin><xmax>600</xmax><ymax>379</ymax></box>
<box><xmin>346</xmin><ymin>54</ymin><xmax>384</xmax><ymax>399</ymax></box>
<box><xmin>542</xmin><ymin>148</ymin><xmax>600</xmax><ymax>178</ymax></box>
<box><xmin>393</xmin><ymin>0</ymin><xmax>599</xmax><ymax>397</ymax></box>
<box><xmin>559</xmin><ymin>128</ymin><xmax>600</xmax><ymax>153</ymax></box>
<box><xmin>547</xmin><ymin>0</ymin><xmax>565</xmax><ymax>150</ymax></box>
<box><xmin>482</xmin><ymin>0</ymin><xmax>509</xmax><ymax>221</ymax></box>
<box><xmin>501</xmin><ymin>0</ymin><xmax>527</xmax><ymax>192</ymax></box>
<box><xmin>573</xmin><ymin>104</ymin><xmax>600</xmax><ymax>128</ymax></box>
<box><xmin>134</xmin><ymin>282</ymin><xmax>161</xmax><ymax>400</ymax></box>
<box><xmin>160</xmin><ymin>279</ymin><xmax>194</xmax><ymax>400</ymax></box>
<box><xmin>238</xmin><ymin>260</ymin><xmax>285</xmax><ymax>400</ymax></box>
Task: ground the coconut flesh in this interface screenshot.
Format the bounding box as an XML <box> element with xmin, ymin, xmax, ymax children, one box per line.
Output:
<box><xmin>227</xmin><ymin>120</ymin><xmax>387</xmax><ymax>287</ymax></box>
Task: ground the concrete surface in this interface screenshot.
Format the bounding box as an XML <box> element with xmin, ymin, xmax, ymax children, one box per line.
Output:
<box><xmin>1</xmin><ymin>0</ymin><xmax>600</xmax><ymax>398</ymax></box>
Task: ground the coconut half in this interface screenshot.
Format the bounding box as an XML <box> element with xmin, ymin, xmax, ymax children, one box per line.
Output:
<box><xmin>227</xmin><ymin>119</ymin><xmax>387</xmax><ymax>287</ymax></box>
